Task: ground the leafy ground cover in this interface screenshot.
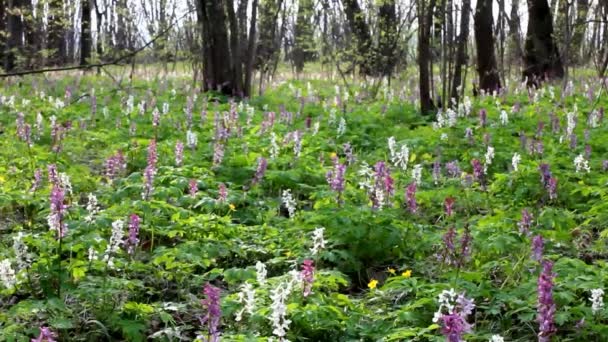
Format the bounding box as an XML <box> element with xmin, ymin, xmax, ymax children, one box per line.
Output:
<box><xmin>0</xmin><ymin>74</ymin><xmax>607</xmax><ymax>341</ymax></box>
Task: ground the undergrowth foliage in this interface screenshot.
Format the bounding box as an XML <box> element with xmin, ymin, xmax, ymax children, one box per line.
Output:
<box><xmin>0</xmin><ymin>75</ymin><xmax>607</xmax><ymax>341</ymax></box>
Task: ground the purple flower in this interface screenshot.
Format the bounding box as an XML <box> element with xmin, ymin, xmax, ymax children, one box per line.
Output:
<box><xmin>471</xmin><ymin>159</ymin><xmax>483</xmax><ymax>181</ymax></box>
<box><xmin>537</xmin><ymin>121</ymin><xmax>545</xmax><ymax>137</ymax></box>
<box><xmin>459</xmin><ymin>227</ymin><xmax>472</xmax><ymax>266</ymax></box>
<box><xmin>104</xmin><ymin>151</ymin><xmax>127</xmax><ymax>181</ymax></box>
<box><xmin>370</xmin><ymin>161</ymin><xmax>393</xmax><ymax>209</ymax></box>
<box><xmin>47</xmin><ymin>164</ymin><xmax>59</xmax><ymax>185</ymax></box>
<box><xmin>200</xmin><ymin>283</ymin><xmax>221</xmax><ymax>342</ymax></box>
<box><xmin>548</xmin><ymin>177</ymin><xmax>558</xmax><ymax>200</ymax></box>
<box><xmin>343</xmin><ymin>143</ymin><xmax>355</xmax><ymax>165</ymax></box>
<box><xmin>438</xmin><ymin>226</ymin><xmax>457</xmax><ymax>266</ymax></box>
<box><xmin>31</xmin><ymin>326</ymin><xmax>57</xmax><ymax>342</ymax></box>
<box><xmin>440</xmin><ymin>313</ymin><xmax>471</xmax><ymax>342</ymax></box>
<box><xmin>142</xmin><ymin>140</ymin><xmax>157</xmax><ymax>200</ymax></box>
<box><xmin>465</xmin><ymin>128</ymin><xmax>474</xmax><ymax>145</ymax></box>
<box><xmin>31</xmin><ymin>168</ymin><xmax>42</xmax><ymax>192</ymax></box>
<box><xmin>217</xmin><ymin>183</ymin><xmax>228</xmax><ymax>202</ymax></box>
<box><xmin>305</xmin><ymin>116</ymin><xmax>312</xmax><ymax>129</ymax></box>
<box><xmin>189</xmin><ymin>179</ymin><xmax>198</xmax><ymax>197</ymax></box>
<box><xmin>550</xmin><ymin>113</ymin><xmax>560</xmax><ymax>133</ymax></box>
<box><xmin>446</xmin><ymin>161</ymin><xmax>461</xmax><ymax>178</ymax></box>
<box><xmin>444</xmin><ymin>197</ymin><xmax>455</xmax><ymax>217</ymax></box>
<box><xmin>175</xmin><ymin>141</ymin><xmax>184</xmax><ymax>166</ymax></box>
<box><xmin>405</xmin><ymin>182</ymin><xmax>417</xmax><ymax>214</ymax></box>
<box><xmin>520</xmin><ymin>132</ymin><xmax>528</xmax><ymax>151</ymax></box>
<box><xmin>585</xmin><ymin>144</ymin><xmax>591</xmax><ymax>159</ymax></box>
<box><xmin>532</xmin><ymin>235</ymin><xmax>544</xmax><ymax>262</ymax></box>
<box><xmin>251</xmin><ymin>157</ymin><xmax>268</xmax><ymax>186</ymax></box>
<box><xmin>569</xmin><ymin>134</ymin><xmax>577</xmax><ymax>150</ymax></box>
<box><xmin>537</xmin><ymin>261</ymin><xmax>557</xmax><ymax>342</ymax></box>
<box><xmin>432</xmin><ymin>159</ymin><xmax>442</xmax><ymax>184</ymax></box>
<box><xmin>127</xmin><ymin>214</ymin><xmax>140</xmax><ymax>254</ymax></box>
<box><xmin>326</xmin><ymin>156</ymin><xmax>346</xmax><ymax>195</ymax></box>
<box><xmin>479</xmin><ymin>109</ymin><xmax>487</xmax><ymax>127</ymax></box>
<box><xmin>301</xmin><ymin>259</ymin><xmax>315</xmax><ymax>297</ymax></box>
<box><xmin>539</xmin><ymin>164</ymin><xmax>552</xmax><ymax>187</ymax></box>
<box><xmin>519</xmin><ymin>209</ymin><xmax>533</xmax><ymax>236</ymax></box>
<box><xmin>212</xmin><ymin>142</ymin><xmax>224</xmax><ymax>168</ymax></box>
<box><xmin>49</xmin><ymin>184</ymin><xmax>67</xmax><ymax>238</ymax></box>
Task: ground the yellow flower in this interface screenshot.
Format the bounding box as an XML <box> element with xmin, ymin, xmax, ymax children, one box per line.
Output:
<box><xmin>330</xmin><ymin>152</ymin><xmax>337</xmax><ymax>159</ymax></box>
<box><xmin>387</xmin><ymin>267</ymin><xmax>396</xmax><ymax>275</ymax></box>
<box><xmin>402</xmin><ymin>270</ymin><xmax>412</xmax><ymax>278</ymax></box>
<box><xmin>229</xmin><ymin>204</ymin><xmax>236</xmax><ymax>211</ymax></box>
<box><xmin>368</xmin><ymin>279</ymin><xmax>378</xmax><ymax>289</ymax></box>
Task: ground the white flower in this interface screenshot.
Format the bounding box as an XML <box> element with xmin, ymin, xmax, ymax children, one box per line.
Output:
<box><xmin>574</xmin><ymin>154</ymin><xmax>590</xmax><ymax>173</ymax></box>
<box><xmin>88</xmin><ymin>247</ymin><xmax>98</xmax><ymax>262</ymax></box>
<box><xmin>293</xmin><ymin>131</ymin><xmax>302</xmax><ymax>158</ymax></box>
<box><xmin>328</xmin><ymin>108</ymin><xmax>337</xmax><ymax>125</ymax></box>
<box><xmin>84</xmin><ymin>193</ymin><xmax>100</xmax><ymax>223</ymax></box>
<box><xmin>235</xmin><ymin>283</ymin><xmax>256</xmax><ymax>321</ymax></box>
<box><xmin>311</xmin><ymin>227</ymin><xmax>326</xmax><ymax>255</ymax></box>
<box><xmin>186</xmin><ymin>130</ymin><xmax>198</xmax><ymax>149</ymax></box>
<box><xmin>270</xmin><ymin>132</ymin><xmax>280</xmax><ymax>159</ymax></box>
<box><xmin>440</xmin><ymin>133</ymin><xmax>448</xmax><ymax>141</ymax></box>
<box><xmin>59</xmin><ymin>172</ymin><xmax>73</xmax><ymax>195</ymax></box>
<box><xmin>337</xmin><ymin>117</ymin><xmax>346</xmax><ymax>137</ymax></box>
<box><xmin>312</xmin><ymin>121</ymin><xmax>320</xmax><ymax>136</ymax></box>
<box><xmin>13</xmin><ymin>232</ymin><xmax>31</xmax><ymax>271</ymax></box>
<box><xmin>162</xmin><ymin>102</ymin><xmax>169</xmax><ymax>115</ymax></box>
<box><xmin>490</xmin><ymin>335</ymin><xmax>505</xmax><ymax>342</ymax></box>
<box><xmin>103</xmin><ymin>219</ymin><xmax>125</xmax><ymax>267</ymax></box>
<box><xmin>500</xmin><ymin>110</ymin><xmax>509</xmax><ymax>125</ymax></box>
<box><xmin>358</xmin><ymin>162</ymin><xmax>375</xmax><ymax>191</ymax></box>
<box><xmin>282</xmin><ymin>189</ymin><xmax>297</xmax><ymax>218</ymax></box>
<box><xmin>484</xmin><ymin>146</ymin><xmax>495</xmax><ymax>173</ymax></box>
<box><xmin>566</xmin><ymin>111</ymin><xmax>577</xmax><ymax>136</ymax></box>
<box><xmin>446</xmin><ymin>108</ymin><xmax>457</xmax><ymax>127</ymax></box>
<box><xmin>392</xmin><ymin>145</ymin><xmax>410</xmax><ymax>171</ymax></box>
<box><xmin>412</xmin><ymin>164</ymin><xmax>422</xmax><ymax>185</ymax></box>
<box><xmin>387</xmin><ymin>137</ymin><xmax>397</xmax><ymax>158</ymax></box>
<box><xmin>256</xmin><ymin>261</ymin><xmax>267</xmax><ymax>285</ymax></box>
<box><xmin>512</xmin><ymin>153</ymin><xmax>521</xmax><ymax>172</ymax></box>
<box><xmin>269</xmin><ymin>282</ymin><xmax>292</xmax><ymax>339</ymax></box>
<box><xmin>591</xmin><ymin>288</ymin><xmax>604</xmax><ymax>314</ymax></box>
<box><xmin>0</xmin><ymin>259</ymin><xmax>16</xmax><ymax>288</ymax></box>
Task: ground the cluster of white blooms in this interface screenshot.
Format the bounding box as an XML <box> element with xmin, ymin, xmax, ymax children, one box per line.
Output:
<box><xmin>432</xmin><ymin>288</ymin><xmax>459</xmax><ymax>323</ymax></box>
<box><xmin>126</xmin><ymin>95</ymin><xmax>134</xmax><ymax>114</ymax></box>
<box><xmin>490</xmin><ymin>335</ymin><xmax>505</xmax><ymax>342</ymax></box>
<box><xmin>357</xmin><ymin>162</ymin><xmax>375</xmax><ymax>191</ymax></box>
<box><xmin>328</xmin><ymin>107</ymin><xmax>337</xmax><ymax>125</ymax></box>
<box><xmin>35</xmin><ymin>112</ymin><xmax>44</xmax><ymax>140</ymax></box>
<box><xmin>235</xmin><ymin>283</ymin><xmax>256</xmax><ymax>322</ymax></box>
<box><xmin>388</xmin><ymin>137</ymin><xmax>410</xmax><ymax>171</ymax></box>
<box><xmin>484</xmin><ymin>146</ymin><xmax>495</xmax><ymax>173</ymax></box>
<box><xmin>269</xmin><ymin>282</ymin><xmax>293</xmax><ymax>340</ymax></box>
<box><xmin>186</xmin><ymin>130</ymin><xmax>198</xmax><ymax>149</ymax></box>
<box><xmin>440</xmin><ymin>133</ymin><xmax>449</xmax><ymax>141</ymax></box>
<box><xmin>85</xmin><ymin>193</ymin><xmax>100</xmax><ymax>223</ymax></box>
<box><xmin>282</xmin><ymin>190</ymin><xmax>297</xmax><ymax>218</ymax></box>
<box><xmin>88</xmin><ymin>247</ymin><xmax>98</xmax><ymax>262</ymax></box>
<box><xmin>548</xmin><ymin>86</ymin><xmax>555</xmax><ymax>101</ymax></box>
<box><xmin>103</xmin><ymin>219</ymin><xmax>124</xmax><ymax>268</ymax></box>
<box><xmin>499</xmin><ymin>110</ymin><xmax>509</xmax><ymax>125</ymax></box>
<box><xmin>588</xmin><ymin>110</ymin><xmax>600</xmax><ymax>128</ymax></box>
<box><xmin>512</xmin><ymin>153</ymin><xmax>521</xmax><ymax>172</ymax></box>
<box><xmin>446</xmin><ymin>108</ymin><xmax>458</xmax><ymax>127</ymax></box>
<box><xmin>433</xmin><ymin>110</ymin><xmax>448</xmax><ymax>129</ymax></box>
<box><xmin>312</xmin><ymin>121</ymin><xmax>320</xmax><ymax>136</ymax></box>
<box><xmin>590</xmin><ymin>288</ymin><xmax>604</xmax><ymax>314</ymax></box>
<box><xmin>337</xmin><ymin>117</ymin><xmax>347</xmax><ymax>137</ymax></box>
<box><xmin>293</xmin><ymin>131</ymin><xmax>302</xmax><ymax>158</ymax></box>
<box><xmin>13</xmin><ymin>232</ymin><xmax>31</xmax><ymax>271</ymax></box>
<box><xmin>310</xmin><ymin>227</ymin><xmax>326</xmax><ymax>256</ymax></box>
<box><xmin>0</xmin><ymin>259</ymin><xmax>16</xmax><ymax>289</ymax></box>
<box><xmin>270</xmin><ymin>132</ymin><xmax>280</xmax><ymax>159</ymax></box>
<box><xmin>566</xmin><ymin>110</ymin><xmax>577</xmax><ymax>137</ymax></box>
<box><xmin>412</xmin><ymin>164</ymin><xmax>423</xmax><ymax>185</ymax></box>
<box><xmin>256</xmin><ymin>261</ymin><xmax>267</xmax><ymax>285</ymax></box>
<box><xmin>59</xmin><ymin>173</ymin><xmax>73</xmax><ymax>195</ymax></box>
<box><xmin>162</xmin><ymin>102</ymin><xmax>170</xmax><ymax>115</ymax></box>
<box><xmin>574</xmin><ymin>154</ymin><xmax>590</xmax><ymax>173</ymax></box>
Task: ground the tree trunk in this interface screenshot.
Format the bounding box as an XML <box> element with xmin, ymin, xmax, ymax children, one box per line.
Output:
<box><xmin>474</xmin><ymin>0</ymin><xmax>501</xmax><ymax>92</ymax></box>
<box><xmin>48</xmin><ymin>0</ymin><xmax>65</xmax><ymax>65</ymax></box>
<box><xmin>226</xmin><ymin>0</ymin><xmax>243</xmax><ymax>96</ymax></box>
<box><xmin>571</xmin><ymin>0</ymin><xmax>588</xmax><ymax>64</ymax></box>
<box><xmin>292</xmin><ymin>0</ymin><xmax>315</xmax><ymax>73</ymax></box>
<box><xmin>5</xmin><ymin>0</ymin><xmax>26</xmax><ymax>71</ymax></box>
<box><xmin>451</xmin><ymin>0</ymin><xmax>471</xmax><ymax>102</ymax></box>
<box><xmin>80</xmin><ymin>0</ymin><xmax>92</xmax><ymax>66</ymax></box>
<box><xmin>377</xmin><ymin>0</ymin><xmax>397</xmax><ymax>78</ymax></box>
<box><xmin>342</xmin><ymin>0</ymin><xmax>373</xmax><ymax>75</ymax></box>
<box><xmin>418</xmin><ymin>0</ymin><xmax>437</xmax><ymax>114</ymax></box>
<box><xmin>509</xmin><ymin>0</ymin><xmax>523</xmax><ymax>62</ymax></box>
<box><xmin>523</xmin><ymin>0</ymin><xmax>564</xmax><ymax>85</ymax></box>
<box><xmin>244</xmin><ymin>0</ymin><xmax>258</xmax><ymax>97</ymax></box>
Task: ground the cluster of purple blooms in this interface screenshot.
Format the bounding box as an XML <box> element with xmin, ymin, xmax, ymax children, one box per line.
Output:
<box><xmin>537</xmin><ymin>261</ymin><xmax>557</xmax><ymax>342</ymax></box>
<box><xmin>104</xmin><ymin>150</ymin><xmax>127</xmax><ymax>181</ymax></box>
<box><xmin>326</xmin><ymin>156</ymin><xmax>346</xmax><ymax>197</ymax></box>
<box><xmin>200</xmin><ymin>283</ymin><xmax>222</xmax><ymax>342</ymax></box>
<box><xmin>142</xmin><ymin>140</ymin><xmax>157</xmax><ymax>200</ymax></box>
<box><xmin>370</xmin><ymin>161</ymin><xmax>394</xmax><ymax>209</ymax></box>
<box><xmin>126</xmin><ymin>214</ymin><xmax>140</xmax><ymax>255</ymax></box>
<box><xmin>405</xmin><ymin>182</ymin><xmax>417</xmax><ymax>213</ymax></box>
<box><xmin>31</xmin><ymin>326</ymin><xmax>56</xmax><ymax>342</ymax></box>
<box><xmin>301</xmin><ymin>259</ymin><xmax>315</xmax><ymax>297</ymax></box>
<box><xmin>538</xmin><ymin>164</ymin><xmax>557</xmax><ymax>200</ymax></box>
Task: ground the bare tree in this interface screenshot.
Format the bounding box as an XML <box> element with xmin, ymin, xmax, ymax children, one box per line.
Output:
<box><xmin>474</xmin><ymin>0</ymin><xmax>501</xmax><ymax>92</ymax></box>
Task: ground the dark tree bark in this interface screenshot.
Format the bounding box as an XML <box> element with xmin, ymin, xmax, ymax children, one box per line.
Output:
<box><xmin>417</xmin><ymin>0</ymin><xmax>436</xmax><ymax>114</ymax></box>
<box><xmin>292</xmin><ymin>0</ymin><xmax>315</xmax><ymax>73</ymax></box>
<box><xmin>474</xmin><ymin>0</ymin><xmax>501</xmax><ymax>93</ymax></box>
<box><xmin>342</xmin><ymin>0</ymin><xmax>373</xmax><ymax>75</ymax></box>
<box><xmin>509</xmin><ymin>0</ymin><xmax>523</xmax><ymax>61</ymax></box>
<box><xmin>377</xmin><ymin>0</ymin><xmax>397</xmax><ymax>78</ymax></box>
<box><xmin>5</xmin><ymin>0</ymin><xmax>26</xmax><ymax>71</ymax></box>
<box><xmin>571</xmin><ymin>0</ymin><xmax>589</xmax><ymax>64</ymax></box>
<box><xmin>48</xmin><ymin>0</ymin><xmax>66</xmax><ymax>65</ymax></box>
<box><xmin>0</xmin><ymin>0</ymin><xmax>6</xmax><ymax>70</ymax></box>
<box><xmin>451</xmin><ymin>0</ymin><xmax>471</xmax><ymax>101</ymax></box>
<box><xmin>197</xmin><ymin>0</ymin><xmax>233</xmax><ymax>94</ymax></box>
<box><xmin>523</xmin><ymin>0</ymin><xmax>564</xmax><ymax>85</ymax></box>
<box><xmin>80</xmin><ymin>0</ymin><xmax>92</xmax><ymax>66</ymax></box>
<box><xmin>226</xmin><ymin>0</ymin><xmax>243</xmax><ymax>96</ymax></box>
<box><xmin>244</xmin><ymin>0</ymin><xmax>257</xmax><ymax>96</ymax></box>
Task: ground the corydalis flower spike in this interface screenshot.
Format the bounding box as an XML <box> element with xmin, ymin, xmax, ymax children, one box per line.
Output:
<box><xmin>200</xmin><ymin>283</ymin><xmax>221</xmax><ymax>342</ymax></box>
<box><xmin>537</xmin><ymin>261</ymin><xmax>556</xmax><ymax>342</ymax></box>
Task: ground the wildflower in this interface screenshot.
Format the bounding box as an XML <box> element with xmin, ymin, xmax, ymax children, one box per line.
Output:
<box><xmin>142</xmin><ymin>140</ymin><xmax>157</xmax><ymax>200</ymax></box>
<box><xmin>446</xmin><ymin>161</ymin><xmax>461</xmax><ymax>178</ymax></box>
<box><xmin>187</xmin><ymin>130</ymin><xmax>198</xmax><ymax>150</ymax></box>
<box><xmin>13</xmin><ymin>233</ymin><xmax>31</xmax><ymax>271</ymax></box>
<box><xmin>387</xmin><ymin>268</ymin><xmax>396</xmax><ymax>275</ymax></box>
<box><xmin>538</xmin><ymin>164</ymin><xmax>552</xmax><ymax>187</ymax></box>
<box><xmin>465</xmin><ymin>127</ymin><xmax>474</xmax><ymax>144</ymax></box>
<box><xmin>212</xmin><ymin>142</ymin><xmax>224</xmax><ymax>167</ymax></box>
<box><xmin>30</xmin><ymin>169</ymin><xmax>42</xmax><ymax>192</ymax></box>
<box><xmin>490</xmin><ymin>335</ymin><xmax>505</xmax><ymax>342</ymax></box>
<box><xmin>402</xmin><ymin>270</ymin><xmax>412</xmax><ymax>278</ymax></box>
<box><xmin>256</xmin><ymin>261</ymin><xmax>267</xmax><ymax>285</ymax></box>
<box><xmin>175</xmin><ymin>141</ymin><xmax>184</xmax><ymax>166</ymax></box>
<box><xmin>0</xmin><ymin>259</ymin><xmax>16</xmax><ymax>288</ymax></box>
<box><xmin>31</xmin><ymin>326</ymin><xmax>57</xmax><ymax>342</ymax></box>
<box><xmin>88</xmin><ymin>247</ymin><xmax>98</xmax><ymax>261</ymax></box>
<box><xmin>499</xmin><ymin>110</ymin><xmax>509</xmax><ymax>125</ymax></box>
<box><xmin>432</xmin><ymin>159</ymin><xmax>441</xmax><ymax>184</ymax></box>
<box><xmin>547</xmin><ymin>177</ymin><xmax>558</xmax><ymax>200</ymax></box>
<box><xmin>126</xmin><ymin>214</ymin><xmax>140</xmax><ymax>255</ymax></box>
<box><xmin>444</xmin><ymin>197</ymin><xmax>455</xmax><ymax>217</ymax></box>
<box><xmin>392</xmin><ymin>144</ymin><xmax>410</xmax><ymax>171</ymax></box>
<box><xmin>326</xmin><ymin>156</ymin><xmax>346</xmax><ymax>195</ymax></box>
<box><xmin>292</xmin><ymin>130</ymin><xmax>303</xmax><ymax>158</ymax></box>
<box><xmin>48</xmin><ymin>184</ymin><xmax>67</xmax><ymax>238</ymax></box>
<box><xmin>189</xmin><ymin>179</ymin><xmax>198</xmax><ymax>197</ymax></box>
<box><xmin>104</xmin><ymin>151</ymin><xmax>127</xmax><ymax>181</ymax></box>
<box><xmin>269</xmin><ymin>282</ymin><xmax>292</xmax><ymax>340</ymax></box>
<box><xmin>251</xmin><ymin>157</ymin><xmax>268</xmax><ymax>186</ymax></box>
<box><xmin>370</xmin><ymin>161</ymin><xmax>394</xmax><ymax>209</ymax></box>
<box><xmin>512</xmin><ymin>153</ymin><xmax>521</xmax><ymax>172</ymax></box>
<box><xmin>343</xmin><ymin>142</ymin><xmax>355</xmax><ymax>165</ymax></box>
<box><xmin>433</xmin><ymin>289</ymin><xmax>474</xmax><ymax>342</ymax></box>
<box><xmin>217</xmin><ymin>183</ymin><xmax>228</xmax><ymax>202</ymax></box>
<box><xmin>459</xmin><ymin>226</ymin><xmax>472</xmax><ymax>266</ymax></box>
<box><xmin>229</xmin><ymin>204</ymin><xmax>236</xmax><ymax>211</ymax></box>
<box><xmin>438</xmin><ymin>226</ymin><xmax>457</xmax><ymax>266</ymax></box>
<box><xmin>518</xmin><ymin>209</ymin><xmax>533</xmax><ymax>236</ymax></box>
<box><xmin>405</xmin><ymin>182</ymin><xmax>417</xmax><ymax>213</ymax></box>
<box><xmin>310</xmin><ymin>227</ymin><xmax>326</xmax><ymax>256</ymax></box>
<box><xmin>235</xmin><ymin>283</ymin><xmax>255</xmax><ymax>322</ymax></box>
<box><xmin>471</xmin><ymin>159</ymin><xmax>483</xmax><ymax>181</ymax></box>
<box><xmin>357</xmin><ymin>161</ymin><xmax>375</xmax><ymax>191</ymax></box>
<box><xmin>337</xmin><ymin>117</ymin><xmax>346</xmax><ymax>137</ymax></box>
<box><xmin>152</xmin><ymin>107</ymin><xmax>160</xmax><ymax>127</ymax></box>
<box><xmin>602</xmin><ymin>160</ymin><xmax>608</xmax><ymax>172</ymax></box>
<box><xmin>537</xmin><ymin>261</ymin><xmax>556</xmax><ymax>342</ymax></box>
<box><xmin>479</xmin><ymin>108</ymin><xmax>487</xmax><ymax>127</ymax></box>
<box><xmin>301</xmin><ymin>259</ymin><xmax>315</xmax><ymax>297</ymax></box>
<box><xmin>282</xmin><ymin>189</ymin><xmax>297</xmax><ymax>218</ymax></box>
<box><xmin>484</xmin><ymin>146</ymin><xmax>495</xmax><ymax>174</ymax></box>
<box><xmin>590</xmin><ymin>288</ymin><xmax>604</xmax><ymax>314</ymax></box>
<box><xmin>368</xmin><ymin>279</ymin><xmax>378</xmax><ymax>289</ymax></box>
<box><xmin>532</xmin><ymin>235</ymin><xmax>544</xmax><ymax>262</ymax></box>
<box><xmin>412</xmin><ymin>164</ymin><xmax>422</xmax><ymax>185</ymax></box>
<box><xmin>574</xmin><ymin>154</ymin><xmax>590</xmax><ymax>173</ymax></box>
<box><xmin>200</xmin><ymin>283</ymin><xmax>221</xmax><ymax>342</ymax></box>
<box><xmin>103</xmin><ymin>219</ymin><xmax>124</xmax><ymax>268</ymax></box>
